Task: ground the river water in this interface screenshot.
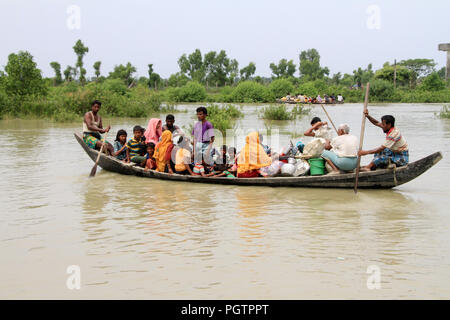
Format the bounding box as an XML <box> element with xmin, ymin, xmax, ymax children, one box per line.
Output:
<box><xmin>0</xmin><ymin>103</ymin><xmax>449</xmax><ymax>299</ymax></box>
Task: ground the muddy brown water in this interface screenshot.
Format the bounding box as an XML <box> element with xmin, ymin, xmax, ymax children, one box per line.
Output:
<box><xmin>0</xmin><ymin>103</ymin><xmax>449</xmax><ymax>299</ymax></box>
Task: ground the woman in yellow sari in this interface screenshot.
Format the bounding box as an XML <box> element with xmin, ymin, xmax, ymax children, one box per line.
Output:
<box><xmin>237</xmin><ymin>131</ymin><xmax>272</xmax><ymax>178</ymax></box>
<box><xmin>153</xmin><ymin>130</ymin><xmax>174</xmax><ymax>173</ymax></box>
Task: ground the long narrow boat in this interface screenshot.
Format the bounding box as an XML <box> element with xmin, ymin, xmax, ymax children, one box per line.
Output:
<box><xmin>276</xmin><ymin>99</ymin><xmax>344</xmax><ymax>105</ymax></box>
<box><xmin>75</xmin><ymin>133</ymin><xmax>442</xmax><ymax>189</ymax></box>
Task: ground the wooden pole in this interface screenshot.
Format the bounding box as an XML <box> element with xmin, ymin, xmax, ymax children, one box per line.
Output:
<box><xmin>89</xmin><ymin>130</ymin><xmax>109</xmax><ymax>177</ymax></box>
<box><xmin>320</xmin><ymin>104</ymin><xmax>338</xmax><ymax>135</ymax></box>
<box><xmin>354</xmin><ymin>83</ymin><xmax>370</xmax><ymax>193</ymax></box>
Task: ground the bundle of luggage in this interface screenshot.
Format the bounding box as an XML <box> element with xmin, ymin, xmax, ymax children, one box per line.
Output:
<box><xmin>261</xmin><ymin>126</ymin><xmax>333</xmax><ymax>178</ymax></box>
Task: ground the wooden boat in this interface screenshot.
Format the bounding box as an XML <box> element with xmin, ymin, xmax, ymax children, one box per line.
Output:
<box><xmin>75</xmin><ymin>133</ymin><xmax>442</xmax><ymax>189</ymax></box>
<box><xmin>276</xmin><ymin>99</ymin><xmax>344</xmax><ymax>105</ymax></box>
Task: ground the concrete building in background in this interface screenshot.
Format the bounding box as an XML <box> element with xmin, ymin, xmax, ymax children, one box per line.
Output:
<box><xmin>438</xmin><ymin>43</ymin><xmax>450</xmax><ymax>81</ymax></box>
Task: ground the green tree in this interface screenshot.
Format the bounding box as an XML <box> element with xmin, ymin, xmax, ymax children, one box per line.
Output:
<box><xmin>370</xmin><ymin>79</ymin><xmax>394</xmax><ymax>101</ymax></box>
<box><xmin>437</xmin><ymin>67</ymin><xmax>446</xmax><ymax>79</ymax></box>
<box><xmin>93</xmin><ymin>61</ymin><xmax>101</xmax><ymax>80</ymax></box>
<box><xmin>352</xmin><ymin>64</ymin><xmax>374</xmax><ymax>87</ymax></box>
<box><xmin>63</xmin><ymin>66</ymin><xmax>76</xmax><ymax>82</ymax></box>
<box><xmin>254</xmin><ymin>76</ymin><xmax>263</xmax><ymax>84</ymax></box>
<box><xmin>400</xmin><ymin>58</ymin><xmax>436</xmax><ymax>87</ymax></box>
<box><xmin>299</xmin><ymin>49</ymin><xmax>329</xmax><ymax>80</ymax></box>
<box><xmin>178</xmin><ymin>49</ymin><xmax>205</xmax><ymax>83</ymax></box>
<box><xmin>108</xmin><ymin>62</ymin><xmax>137</xmax><ymax>86</ymax></box>
<box><xmin>269</xmin><ymin>78</ymin><xmax>294</xmax><ymax>98</ymax></box>
<box><xmin>147</xmin><ymin>64</ymin><xmax>162</xmax><ymax>89</ymax></box>
<box><xmin>147</xmin><ymin>64</ymin><xmax>154</xmax><ymax>88</ymax></box>
<box><xmin>0</xmin><ymin>71</ymin><xmax>5</xmax><ymax>89</ymax></box>
<box><xmin>150</xmin><ymin>73</ymin><xmax>162</xmax><ymax>89</ymax></box>
<box><xmin>374</xmin><ymin>62</ymin><xmax>412</xmax><ymax>87</ymax></box>
<box><xmin>330</xmin><ymin>72</ymin><xmax>342</xmax><ymax>85</ymax></box>
<box><xmin>239</xmin><ymin>62</ymin><xmax>256</xmax><ymax>81</ymax></box>
<box><xmin>72</xmin><ymin>39</ymin><xmax>89</xmax><ymax>84</ymax></box>
<box><xmin>227</xmin><ymin>58</ymin><xmax>239</xmax><ymax>85</ymax></box>
<box><xmin>168</xmin><ymin>72</ymin><xmax>189</xmax><ymax>87</ymax></box>
<box><xmin>201</xmin><ymin>50</ymin><xmax>238</xmax><ymax>87</ymax></box>
<box><xmin>49</xmin><ymin>61</ymin><xmax>62</xmax><ymax>86</ymax></box>
<box><xmin>208</xmin><ymin>50</ymin><xmax>237</xmax><ymax>86</ymax></box>
<box><xmin>340</xmin><ymin>73</ymin><xmax>354</xmax><ymax>87</ymax></box>
<box><xmin>203</xmin><ymin>51</ymin><xmax>217</xmax><ymax>87</ymax></box>
<box><xmin>269</xmin><ymin>59</ymin><xmax>296</xmax><ymax>78</ymax></box>
<box><xmin>420</xmin><ymin>72</ymin><xmax>446</xmax><ymax>91</ymax></box>
<box><xmin>3</xmin><ymin>51</ymin><xmax>47</xmax><ymax>96</ymax></box>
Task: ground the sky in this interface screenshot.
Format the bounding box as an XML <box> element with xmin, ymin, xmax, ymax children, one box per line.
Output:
<box><xmin>0</xmin><ymin>0</ymin><xmax>449</xmax><ymax>79</ymax></box>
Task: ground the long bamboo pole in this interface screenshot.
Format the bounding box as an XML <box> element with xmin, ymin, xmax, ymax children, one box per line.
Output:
<box><xmin>320</xmin><ymin>104</ymin><xmax>338</xmax><ymax>135</ymax></box>
<box><xmin>354</xmin><ymin>83</ymin><xmax>370</xmax><ymax>193</ymax></box>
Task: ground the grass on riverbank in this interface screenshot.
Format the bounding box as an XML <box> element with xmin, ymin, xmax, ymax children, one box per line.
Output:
<box><xmin>438</xmin><ymin>105</ymin><xmax>450</xmax><ymax>119</ymax></box>
<box><xmin>1</xmin><ymin>78</ymin><xmax>449</xmax><ymax>122</ymax></box>
<box><xmin>0</xmin><ymin>82</ymin><xmax>163</xmax><ymax>122</ymax></box>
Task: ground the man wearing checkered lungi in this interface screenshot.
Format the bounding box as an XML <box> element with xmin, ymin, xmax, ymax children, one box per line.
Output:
<box><xmin>358</xmin><ymin>112</ymin><xmax>409</xmax><ymax>171</ymax></box>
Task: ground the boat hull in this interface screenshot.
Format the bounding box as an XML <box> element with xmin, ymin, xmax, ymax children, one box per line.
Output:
<box><xmin>75</xmin><ymin>133</ymin><xmax>442</xmax><ymax>189</ymax></box>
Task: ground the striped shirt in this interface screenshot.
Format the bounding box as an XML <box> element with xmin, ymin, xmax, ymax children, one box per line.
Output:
<box><xmin>126</xmin><ymin>137</ymin><xmax>146</xmax><ymax>157</ymax></box>
<box><xmin>383</xmin><ymin>127</ymin><xmax>408</xmax><ymax>152</ymax></box>
<box><xmin>192</xmin><ymin>164</ymin><xmax>205</xmax><ymax>176</ymax></box>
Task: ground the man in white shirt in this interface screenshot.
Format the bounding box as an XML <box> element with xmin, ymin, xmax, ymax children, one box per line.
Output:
<box><xmin>321</xmin><ymin>124</ymin><xmax>359</xmax><ymax>174</ymax></box>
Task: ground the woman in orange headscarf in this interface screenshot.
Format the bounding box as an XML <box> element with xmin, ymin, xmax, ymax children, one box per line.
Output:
<box><xmin>153</xmin><ymin>130</ymin><xmax>174</xmax><ymax>173</ymax></box>
<box><xmin>237</xmin><ymin>131</ymin><xmax>272</xmax><ymax>178</ymax></box>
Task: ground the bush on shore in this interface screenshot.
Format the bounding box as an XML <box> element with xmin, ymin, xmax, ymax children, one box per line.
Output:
<box><xmin>0</xmin><ymin>81</ymin><xmax>162</xmax><ymax>121</ymax></box>
<box><xmin>259</xmin><ymin>104</ymin><xmax>310</xmax><ymax>121</ymax></box>
<box><xmin>164</xmin><ymin>81</ymin><xmax>207</xmax><ymax>102</ymax></box>
<box><xmin>230</xmin><ymin>81</ymin><xmax>274</xmax><ymax>103</ymax></box>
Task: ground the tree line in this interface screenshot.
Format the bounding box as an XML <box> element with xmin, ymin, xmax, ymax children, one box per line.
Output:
<box><xmin>0</xmin><ymin>39</ymin><xmax>448</xmax><ymax>102</ymax></box>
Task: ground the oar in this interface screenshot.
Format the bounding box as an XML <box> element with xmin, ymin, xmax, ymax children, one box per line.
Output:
<box><xmin>320</xmin><ymin>104</ymin><xmax>338</xmax><ymax>134</ymax></box>
<box><xmin>354</xmin><ymin>83</ymin><xmax>370</xmax><ymax>193</ymax></box>
<box><xmin>89</xmin><ymin>130</ymin><xmax>109</xmax><ymax>177</ymax></box>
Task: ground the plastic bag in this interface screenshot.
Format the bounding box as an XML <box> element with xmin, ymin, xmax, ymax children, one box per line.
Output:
<box><xmin>294</xmin><ymin>159</ymin><xmax>310</xmax><ymax>176</ymax></box>
<box><xmin>315</xmin><ymin>125</ymin><xmax>332</xmax><ymax>140</ymax></box>
<box><xmin>280</xmin><ymin>163</ymin><xmax>296</xmax><ymax>176</ymax></box>
<box><xmin>260</xmin><ymin>160</ymin><xmax>283</xmax><ymax>177</ymax></box>
<box><xmin>302</xmin><ymin>138</ymin><xmax>326</xmax><ymax>159</ymax></box>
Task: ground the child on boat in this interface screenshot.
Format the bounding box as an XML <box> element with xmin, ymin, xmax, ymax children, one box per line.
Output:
<box><xmin>211</xmin><ymin>145</ymin><xmax>230</xmax><ymax>173</ymax></box>
<box><xmin>209</xmin><ymin>145</ymin><xmax>234</xmax><ymax>177</ymax></box>
<box><xmin>145</xmin><ymin>142</ymin><xmax>157</xmax><ymax>170</ymax></box>
<box><xmin>192</xmin><ymin>161</ymin><xmax>215</xmax><ymax>177</ymax></box>
<box><xmin>113</xmin><ymin>129</ymin><xmax>128</xmax><ymax>161</ymax></box>
<box><xmin>228</xmin><ymin>147</ymin><xmax>238</xmax><ymax>174</ymax></box>
<box><xmin>126</xmin><ymin>125</ymin><xmax>147</xmax><ymax>166</ymax></box>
